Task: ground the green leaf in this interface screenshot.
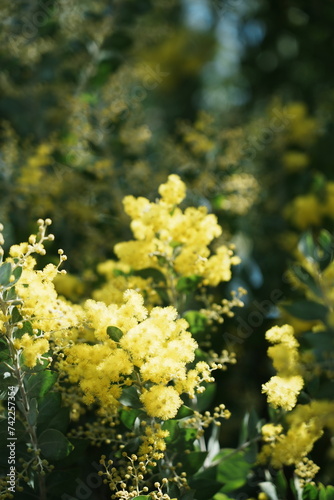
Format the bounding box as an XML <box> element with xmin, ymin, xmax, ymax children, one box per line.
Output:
<box><xmin>274</xmin><ymin>470</ymin><xmax>288</xmax><ymax>499</ymax></box>
<box><xmin>175</xmin><ymin>405</ymin><xmax>194</xmax><ymax>419</ymax></box>
<box><xmin>3</xmin><ymin>287</ymin><xmax>18</xmax><ymax>301</ymax></box>
<box><xmin>319</xmin><ymin>485</ymin><xmax>327</xmax><ymax>500</ymax></box>
<box><xmin>119</xmin><ymin>386</ymin><xmax>142</xmax><ymax>409</ymax></box>
<box><xmin>179</xmin><ymin>491</ymin><xmax>196</xmax><ymax>500</ymax></box>
<box><xmin>133</xmin><ymin>267</ymin><xmax>166</xmax><ymax>283</ymax></box>
<box><xmin>303</xmin><ymin>331</ymin><xmax>333</xmax><ymax>351</ymax></box>
<box><xmin>25</xmin><ymin>371</ymin><xmax>57</xmax><ymax>399</ymax></box>
<box><xmin>119</xmin><ymin>408</ymin><xmax>142</xmax><ymax>430</ymax></box>
<box><xmin>178</xmin><ymin>451</ymin><xmax>207</xmax><ymax>475</ymax></box>
<box><xmin>156</xmin><ymin>286</ymin><xmax>169</xmax><ymax>304</ymax></box>
<box><xmin>302</xmin><ymin>483</ymin><xmax>319</xmax><ymax>500</ymax></box>
<box><xmin>247</xmin><ymin>409</ymin><xmax>260</xmax><ymax>441</ymax></box>
<box><xmin>318</xmin><ymin>230</ymin><xmax>332</xmax><ymax>251</ymax></box>
<box><xmin>112</xmin><ymin>268</ymin><xmax>129</xmax><ymax>277</ymax></box>
<box><xmin>37</xmin><ymin>392</ymin><xmax>62</xmax><ymax>424</ymax></box>
<box><xmin>298</xmin><ymin>232</ymin><xmax>316</xmax><ymax>261</ymax></box>
<box><xmin>162</xmin><ymin>419</ymin><xmax>180</xmax><ymax>443</ymax></box>
<box><xmin>238</xmin><ymin>409</ymin><xmax>260</xmax><ymax>462</ymax></box>
<box><xmin>176</xmin><ymin>275</ymin><xmax>202</xmax><ymax>293</ymax></box>
<box><xmin>11</xmin><ymin>306</ymin><xmax>22</xmax><ymax>324</ymax></box>
<box><xmin>182</xmin><ymin>427</ymin><xmax>198</xmax><ymax>443</ymax></box>
<box><xmin>9</xmin><ymin>266</ymin><xmax>22</xmax><ymax>286</ymax></box>
<box><xmin>132</xmin><ymin>497</ymin><xmax>151</xmax><ymax>500</ymax></box>
<box><xmin>80</xmin><ymin>92</ymin><xmax>98</xmax><ymax>104</ymax></box>
<box><xmin>239</xmin><ymin>412</ymin><xmax>249</xmax><ymax>446</ymax></box>
<box><xmin>212</xmin><ymin>195</ymin><xmax>226</xmax><ymax>210</ymax></box>
<box><xmin>214</xmin><ymin>494</ymin><xmax>234</xmax><ymax>500</ymax></box>
<box><xmin>27</xmin><ymin>397</ymin><xmax>39</xmax><ymax>426</ymax></box>
<box><xmin>38</xmin><ymin>392</ymin><xmax>70</xmax><ymax>433</ymax></box>
<box><xmin>291</xmin><ymin>264</ymin><xmax>323</xmax><ymax>298</ymax></box>
<box><xmin>172</xmin><ymin>427</ymin><xmax>197</xmax><ymax>450</ymax></box>
<box><xmin>324</xmin><ymin>486</ymin><xmax>334</xmax><ymax>500</ymax></box>
<box><xmin>38</xmin><ymin>429</ymin><xmax>74</xmax><ymax>460</ymax></box>
<box><xmin>170</xmin><ymin>240</ymin><xmax>182</xmax><ymax>249</ymax></box>
<box><xmin>207</xmin><ymin>425</ymin><xmax>221</xmax><ymax>464</ymax></box>
<box><xmin>191</xmin><ymin>466</ymin><xmax>221</xmax><ymax>500</ymax></box>
<box><xmin>0</xmin><ymin>262</ymin><xmax>12</xmax><ymax>286</ymax></box>
<box><xmin>196</xmin><ymin>382</ymin><xmax>216</xmax><ymax>412</ymax></box>
<box><xmin>107</xmin><ymin>326</ymin><xmax>123</xmax><ymax>342</ymax></box>
<box><xmin>184</xmin><ymin>311</ymin><xmax>207</xmax><ymax>335</ymax></box>
<box><xmin>317</xmin><ymin>230</ymin><xmax>334</xmax><ymax>270</ymax></box>
<box><xmin>15</xmin><ymin>320</ymin><xmax>34</xmax><ymax>340</ymax></box>
<box><xmin>282</xmin><ymin>300</ymin><xmax>328</xmax><ymax>321</ymax></box>
<box><xmin>39</xmin><ymin>407</ymin><xmax>70</xmax><ymax>434</ymax></box>
<box><xmin>216</xmin><ymin>449</ymin><xmax>252</xmax><ymax>492</ymax></box>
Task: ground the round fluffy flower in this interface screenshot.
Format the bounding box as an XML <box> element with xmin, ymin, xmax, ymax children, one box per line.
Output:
<box><xmin>13</xmin><ymin>334</ymin><xmax>49</xmax><ymax>368</ymax></box>
<box><xmin>262</xmin><ymin>375</ymin><xmax>304</xmax><ymax>411</ymax></box>
<box><xmin>284</xmin><ymin>194</ymin><xmax>323</xmax><ymax>230</ymax></box>
<box><xmin>140</xmin><ymin>385</ymin><xmax>182</xmax><ymax>420</ymax></box>
<box><xmin>265</xmin><ymin>324</ymin><xmax>298</xmax><ymax>348</ymax></box>
<box><xmin>9</xmin><ymin>242</ymin><xmax>29</xmax><ymax>258</ymax></box>
<box><xmin>202</xmin><ymin>246</ymin><xmax>240</xmax><ymax>286</ymax></box>
<box><xmin>158</xmin><ymin>174</ymin><xmax>186</xmax><ymax>206</ymax></box>
<box><xmin>140</xmin><ymin>357</ymin><xmax>187</xmax><ymax>385</ymax></box>
<box><xmin>261</xmin><ymin>423</ymin><xmax>283</xmax><ymax>442</ymax></box>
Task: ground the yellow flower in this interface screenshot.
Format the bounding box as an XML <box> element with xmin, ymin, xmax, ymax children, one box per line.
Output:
<box><xmin>261</xmin><ymin>423</ymin><xmax>283</xmax><ymax>442</ymax></box>
<box><xmin>262</xmin><ymin>375</ymin><xmax>304</xmax><ymax>411</ymax></box>
<box><xmin>284</xmin><ymin>194</ymin><xmax>323</xmax><ymax>230</ymax></box>
<box><xmin>259</xmin><ymin>400</ymin><xmax>334</xmax><ymax>471</ymax></box>
<box><xmin>115</xmin><ymin>175</ymin><xmax>239</xmax><ymax>287</ymax></box>
<box><xmin>138</xmin><ymin>423</ymin><xmax>170</xmax><ymax>460</ymax></box>
<box><xmin>9</xmin><ymin>242</ymin><xmax>29</xmax><ymax>258</ymax></box>
<box><xmin>158</xmin><ymin>174</ymin><xmax>186</xmax><ymax>206</ymax></box>
<box><xmin>14</xmin><ymin>334</ymin><xmax>49</xmax><ymax>368</ymax></box>
<box><xmin>140</xmin><ymin>385</ymin><xmax>182</xmax><ymax>420</ymax></box>
<box><xmin>268</xmin><ymin>344</ymin><xmax>299</xmax><ymax>376</ymax></box>
<box><xmin>283</xmin><ymin>151</ymin><xmax>309</xmax><ymax>172</ymax></box>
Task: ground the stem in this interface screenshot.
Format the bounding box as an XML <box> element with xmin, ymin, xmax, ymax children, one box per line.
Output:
<box><xmin>188</xmin><ymin>395</ymin><xmax>207</xmax><ymax>452</ymax></box>
<box><xmin>166</xmin><ymin>269</ymin><xmax>178</xmax><ymax>310</ymax></box>
<box><xmin>6</xmin><ymin>328</ymin><xmax>47</xmax><ymax>500</ymax></box>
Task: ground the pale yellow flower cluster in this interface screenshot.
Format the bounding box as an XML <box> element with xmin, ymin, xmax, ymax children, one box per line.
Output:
<box><xmin>259</xmin><ymin>324</ymin><xmax>334</xmax><ymax>479</ymax></box>
<box><xmin>262</xmin><ymin>325</ymin><xmax>303</xmax><ymax>411</ymax></box>
<box><xmin>13</xmin><ymin>334</ymin><xmax>49</xmax><ymax>368</ymax></box>
<box><xmin>92</xmin><ymin>259</ymin><xmax>161</xmax><ymax>307</ymax></box>
<box><xmin>15</xmin><ymin>259</ymin><xmax>78</xmax><ymax>338</ymax></box>
<box><xmin>2</xmin><ymin>220</ymin><xmax>80</xmax><ymax>368</ymax></box>
<box><xmin>61</xmin><ymin>290</ymin><xmax>212</xmax><ymax>419</ymax></box>
<box><xmin>284</xmin><ymin>181</ymin><xmax>334</xmax><ymax>230</ymax></box>
<box><xmin>114</xmin><ymin>174</ymin><xmax>240</xmax><ymax>286</ymax></box>
<box><xmin>17</xmin><ymin>143</ymin><xmax>54</xmax><ymax>192</ymax></box>
<box><xmin>259</xmin><ymin>400</ymin><xmax>334</xmax><ymax>475</ymax></box>
<box><xmin>138</xmin><ymin>423</ymin><xmax>170</xmax><ymax>461</ymax></box>
<box><xmin>284</xmin><ymin>194</ymin><xmax>324</xmax><ymax>230</ymax></box>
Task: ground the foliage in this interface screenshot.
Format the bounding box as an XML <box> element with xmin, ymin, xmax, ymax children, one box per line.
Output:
<box><xmin>1</xmin><ymin>1</ymin><xmax>334</xmax><ymax>499</ymax></box>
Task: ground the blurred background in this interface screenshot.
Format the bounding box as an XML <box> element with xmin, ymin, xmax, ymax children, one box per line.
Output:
<box><xmin>1</xmin><ymin>0</ymin><xmax>334</xmax><ymax>478</ymax></box>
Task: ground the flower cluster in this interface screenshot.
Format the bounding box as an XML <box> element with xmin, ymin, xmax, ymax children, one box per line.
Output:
<box><xmin>262</xmin><ymin>324</ymin><xmax>303</xmax><ymax>411</ymax></box>
<box><xmin>1</xmin><ymin>219</ymin><xmax>79</xmax><ymax>368</ymax></box>
<box><xmin>92</xmin><ymin>259</ymin><xmax>161</xmax><ymax>308</ymax></box>
<box><xmin>61</xmin><ymin>290</ymin><xmax>213</xmax><ymax>419</ymax></box>
<box><xmin>114</xmin><ymin>174</ymin><xmax>240</xmax><ymax>287</ymax></box>
<box><xmin>258</xmin><ymin>400</ymin><xmax>334</xmax><ymax>478</ymax></box>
